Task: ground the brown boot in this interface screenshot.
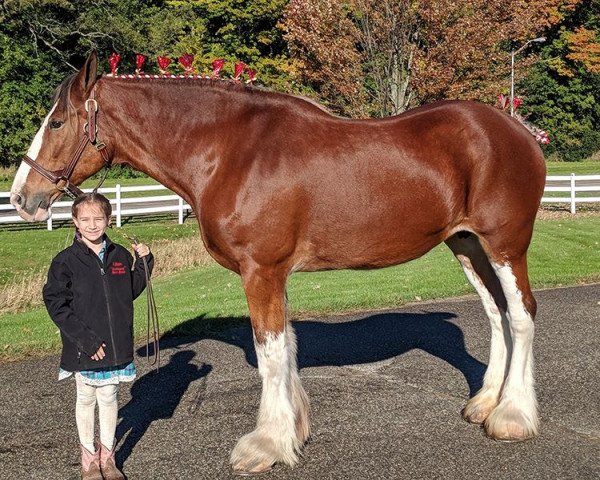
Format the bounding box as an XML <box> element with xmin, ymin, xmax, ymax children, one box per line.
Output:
<box><xmin>99</xmin><ymin>440</ymin><xmax>125</xmax><ymax>480</ymax></box>
<box><xmin>80</xmin><ymin>444</ymin><xmax>102</xmax><ymax>480</ymax></box>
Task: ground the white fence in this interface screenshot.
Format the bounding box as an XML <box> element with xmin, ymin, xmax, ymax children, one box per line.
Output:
<box><xmin>541</xmin><ymin>174</ymin><xmax>600</xmax><ymax>214</ymax></box>
<box><xmin>0</xmin><ymin>184</ymin><xmax>192</xmax><ymax>230</ymax></box>
<box><xmin>1</xmin><ymin>174</ymin><xmax>599</xmax><ymax>230</ymax></box>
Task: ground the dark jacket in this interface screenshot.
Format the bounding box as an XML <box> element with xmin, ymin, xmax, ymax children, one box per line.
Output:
<box><xmin>43</xmin><ymin>236</ymin><xmax>153</xmax><ymax>371</ymax></box>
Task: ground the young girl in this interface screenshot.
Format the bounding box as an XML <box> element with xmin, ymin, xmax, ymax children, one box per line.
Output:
<box><xmin>43</xmin><ymin>192</ymin><xmax>153</xmax><ymax>480</ymax></box>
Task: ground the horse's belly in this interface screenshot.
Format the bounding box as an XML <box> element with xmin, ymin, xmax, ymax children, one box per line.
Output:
<box><xmin>301</xmin><ymin>212</ymin><xmax>451</xmax><ymax>271</ymax></box>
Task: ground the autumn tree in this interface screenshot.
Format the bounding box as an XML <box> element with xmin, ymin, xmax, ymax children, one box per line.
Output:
<box><xmin>522</xmin><ymin>0</ymin><xmax>600</xmax><ymax>160</ymax></box>
<box><xmin>283</xmin><ymin>0</ymin><xmax>582</xmax><ymax>117</ymax></box>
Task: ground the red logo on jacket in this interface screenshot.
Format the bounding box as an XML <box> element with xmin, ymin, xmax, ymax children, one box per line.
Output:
<box><xmin>111</xmin><ymin>261</ymin><xmax>127</xmax><ymax>275</ymax></box>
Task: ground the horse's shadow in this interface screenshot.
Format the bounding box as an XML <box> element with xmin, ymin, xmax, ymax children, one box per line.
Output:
<box><xmin>119</xmin><ymin>310</ymin><xmax>486</xmax><ymax>463</ymax></box>
<box><xmin>165</xmin><ymin>309</ymin><xmax>486</xmax><ymax>394</ymax></box>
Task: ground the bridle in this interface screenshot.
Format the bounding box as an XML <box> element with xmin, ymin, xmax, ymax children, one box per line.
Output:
<box><xmin>21</xmin><ymin>88</ymin><xmax>112</xmax><ymax>199</ymax></box>
<box><xmin>20</xmin><ymin>85</ymin><xmax>161</xmax><ymax>371</ymax></box>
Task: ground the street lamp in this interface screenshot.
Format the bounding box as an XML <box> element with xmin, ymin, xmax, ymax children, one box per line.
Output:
<box><xmin>510</xmin><ymin>36</ymin><xmax>546</xmax><ymax>116</ymax></box>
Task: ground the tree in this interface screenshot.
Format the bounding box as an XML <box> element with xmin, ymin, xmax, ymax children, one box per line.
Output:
<box><xmin>283</xmin><ymin>0</ymin><xmax>582</xmax><ymax>117</ymax></box>
<box><xmin>522</xmin><ymin>0</ymin><xmax>600</xmax><ymax>160</ymax></box>
<box><xmin>0</xmin><ymin>0</ymin><xmax>297</xmax><ymax>166</ymax></box>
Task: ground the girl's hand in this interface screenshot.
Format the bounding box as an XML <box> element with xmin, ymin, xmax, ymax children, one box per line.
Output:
<box><xmin>133</xmin><ymin>243</ymin><xmax>150</xmax><ymax>257</ymax></box>
<box><xmin>92</xmin><ymin>343</ymin><xmax>106</xmax><ymax>361</ymax></box>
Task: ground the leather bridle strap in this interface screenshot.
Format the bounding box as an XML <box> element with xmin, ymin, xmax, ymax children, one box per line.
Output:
<box><xmin>21</xmin><ymin>88</ymin><xmax>111</xmax><ymax>199</ymax></box>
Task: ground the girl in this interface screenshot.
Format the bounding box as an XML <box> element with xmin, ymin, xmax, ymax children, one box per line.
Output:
<box><xmin>43</xmin><ymin>192</ymin><xmax>153</xmax><ymax>480</ymax></box>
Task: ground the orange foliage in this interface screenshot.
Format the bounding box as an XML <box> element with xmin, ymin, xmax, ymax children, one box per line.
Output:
<box><xmin>566</xmin><ymin>26</ymin><xmax>600</xmax><ymax>73</ymax></box>
<box><xmin>283</xmin><ymin>0</ymin><xmax>584</xmax><ymax>116</ymax></box>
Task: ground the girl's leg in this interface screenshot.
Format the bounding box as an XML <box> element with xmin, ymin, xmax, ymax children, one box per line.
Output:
<box><xmin>96</xmin><ymin>383</ymin><xmax>119</xmax><ymax>449</ymax></box>
<box><xmin>96</xmin><ymin>383</ymin><xmax>125</xmax><ymax>480</ymax></box>
<box><xmin>75</xmin><ymin>376</ymin><xmax>97</xmax><ymax>453</ymax></box>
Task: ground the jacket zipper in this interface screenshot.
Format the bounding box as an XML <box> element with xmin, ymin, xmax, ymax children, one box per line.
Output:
<box><xmin>96</xmin><ymin>253</ymin><xmax>118</xmax><ymax>365</ymax></box>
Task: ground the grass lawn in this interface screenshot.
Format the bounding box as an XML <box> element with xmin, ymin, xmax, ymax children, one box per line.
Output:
<box><xmin>0</xmin><ymin>217</ymin><xmax>200</xmax><ymax>285</ymax></box>
<box><xmin>1</xmin><ymin>215</ymin><xmax>598</xmax><ymax>360</ymax></box>
<box><xmin>545</xmin><ymin>161</ymin><xmax>600</xmax><ymax>176</ymax></box>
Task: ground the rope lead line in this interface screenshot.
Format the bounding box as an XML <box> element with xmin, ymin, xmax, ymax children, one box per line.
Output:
<box><xmin>113</xmin><ymin>229</ymin><xmax>160</xmax><ymax>372</ymax></box>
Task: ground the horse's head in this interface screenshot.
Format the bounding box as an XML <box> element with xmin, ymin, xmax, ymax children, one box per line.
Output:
<box><xmin>10</xmin><ymin>52</ymin><xmax>110</xmax><ymax>221</ymax></box>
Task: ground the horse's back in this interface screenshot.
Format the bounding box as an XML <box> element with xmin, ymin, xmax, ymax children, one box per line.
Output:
<box><xmin>205</xmin><ymin>99</ymin><xmax>546</xmax><ymax>271</ymax></box>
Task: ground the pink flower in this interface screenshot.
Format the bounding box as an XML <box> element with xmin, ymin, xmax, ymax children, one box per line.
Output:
<box><xmin>245</xmin><ymin>67</ymin><xmax>257</xmax><ymax>85</ymax></box>
<box><xmin>135</xmin><ymin>54</ymin><xmax>146</xmax><ymax>74</ymax></box>
<box><xmin>157</xmin><ymin>56</ymin><xmax>172</xmax><ymax>74</ymax></box>
<box><xmin>179</xmin><ymin>54</ymin><xmax>194</xmax><ymax>74</ymax></box>
<box><xmin>496</xmin><ymin>94</ymin><xmax>509</xmax><ymax>110</ymax></box>
<box><xmin>233</xmin><ymin>62</ymin><xmax>246</xmax><ymax>81</ymax></box>
<box><xmin>536</xmin><ymin>130</ymin><xmax>550</xmax><ymax>144</ymax></box>
<box><xmin>108</xmin><ymin>52</ymin><xmax>121</xmax><ymax>75</ymax></box>
<box><xmin>212</xmin><ymin>59</ymin><xmax>225</xmax><ymax>77</ymax></box>
<box><xmin>513</xmin><ymin>97</ymin><xmax>523</xmax><ymax>110</ymax></box>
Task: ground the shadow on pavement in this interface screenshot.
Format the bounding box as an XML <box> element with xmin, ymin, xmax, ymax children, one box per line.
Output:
<box><xmin>116</xmin><ymin>350</ymin><xmax>212</xmax><ymax>465</ymax></box>
<box><xmin>121</xmin><ymin>310</ymin><xmax>485</xmax><ymax>464</ymax></box>
<box><xmin>161</xmin><ymin>310</ymin><xmax>486</xmax><ymax>395</ymax></box>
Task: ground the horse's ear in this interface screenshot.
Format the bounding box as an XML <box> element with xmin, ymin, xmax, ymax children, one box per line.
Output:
<box><xmin>76</xmin><ymin>50</ymin><xmax>98</xmax><ymax>97</ymax></box>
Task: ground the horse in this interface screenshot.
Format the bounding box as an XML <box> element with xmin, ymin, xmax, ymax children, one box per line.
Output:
<box><xmin>10</xmin><ymin>52</ymin><xmax>546</xmax><ymax>474</ymax></box>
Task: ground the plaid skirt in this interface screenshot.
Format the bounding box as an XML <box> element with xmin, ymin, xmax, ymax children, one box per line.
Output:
<box><xmin>59</xmin><ymin>361</ymin><xmax>136</xmax><ymax>386</ymax></box>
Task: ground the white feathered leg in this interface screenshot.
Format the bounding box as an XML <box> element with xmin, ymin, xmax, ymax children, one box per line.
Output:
<box><xmin>457</xmin><ymin>256</ymin><xmax>511</xmax><ymax>424</ymax></box>
<box><xmin>231</xmin><ymin>325</ymin><xmax>309</xmax><ymax>473</ymax></box>
<box><xmin>485</xmin><ymin>261</ymin><xmax>539</xmax><ymax>441</ymax></box>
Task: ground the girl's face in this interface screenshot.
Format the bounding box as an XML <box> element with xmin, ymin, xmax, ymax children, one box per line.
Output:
<box><xmin>73</xmin><ymin>203</ymin><xmax>109</xmax><ymax>245</ymax></box>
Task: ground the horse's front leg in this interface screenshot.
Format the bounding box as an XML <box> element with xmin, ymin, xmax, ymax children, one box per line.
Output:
<box><xmin>231</xmin><ymin>265</ymin><xmax>310</xmax><ymax>474</ymax></box>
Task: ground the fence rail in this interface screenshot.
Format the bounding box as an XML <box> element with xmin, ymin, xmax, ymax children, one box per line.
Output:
<box><xmin>541</xmin><ymin>174</ymin><xmax>600</xmax><ymax>214</ymax></box>
<box><xmin>1</xmin><ymin>174</ymin><xmax>599</xmax><ymax>230</ymax></box>
<box><xmin>0</xmin><ymin>184</ymin><xmax>192</xmax><ymax>230</ymax></box>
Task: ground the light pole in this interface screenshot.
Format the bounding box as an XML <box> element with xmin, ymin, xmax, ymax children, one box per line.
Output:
<box><xmin>510</xmin><ymin>36</ymin><xmax>546</xmax><ymax>116</ymax></box>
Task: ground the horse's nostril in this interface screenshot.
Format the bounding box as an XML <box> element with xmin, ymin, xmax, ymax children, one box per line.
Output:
<box><xmin>10</xmin><ymin>193</ymin><xmax>23</xmax><ymax>208</ymax></box>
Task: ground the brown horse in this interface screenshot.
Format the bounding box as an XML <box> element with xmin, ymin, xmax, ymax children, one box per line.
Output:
<box><xmin>10</xmin><ymin>52</ymin><xmax>546</xmax><ymax>474</ymax></box>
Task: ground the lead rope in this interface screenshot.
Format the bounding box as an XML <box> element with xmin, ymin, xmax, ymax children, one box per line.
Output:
<box><xmin>115</xmin><ymin>230</ymin><xmax>160</xmax><ymax>372</ymax></box>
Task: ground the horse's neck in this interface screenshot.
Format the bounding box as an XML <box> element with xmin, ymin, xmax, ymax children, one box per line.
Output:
<box><xmin>98</xmin><ymin>79</ymin><xmax>249</xmax><ymax>202</ymax></box>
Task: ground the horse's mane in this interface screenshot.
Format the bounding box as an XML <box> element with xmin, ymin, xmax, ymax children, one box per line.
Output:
<box><xmin>101</xmin><ymin>74</ymin><xmax>337</xmax><ymax>117</ymax></box>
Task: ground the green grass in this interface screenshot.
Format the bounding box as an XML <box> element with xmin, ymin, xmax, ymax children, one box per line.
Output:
<box><xmin>545</xmin><ymin>161</ymin><xmax>600</xmax><ymax>176</ymax></box>
<box><xmin>1</xmin><ymin>216</ymin><xmax>598</xmax><ymax>360</ymax></box>
<box><xmin>0</xmin><ymin>218</ymin><xmax>200</xmax><ymax>286</ymax></box>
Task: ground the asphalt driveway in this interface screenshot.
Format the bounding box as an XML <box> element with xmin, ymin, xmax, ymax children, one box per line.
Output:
<box><xmin>1</xmin><ymin>284</ymin><xmax>598</xmax><ymax>479</ymax></box>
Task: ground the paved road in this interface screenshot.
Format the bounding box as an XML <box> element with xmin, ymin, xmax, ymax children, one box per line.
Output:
<box><xmin>1</xmin><ymin>284</ymin><xmax>599</xmax><ymax>479</ymax></box>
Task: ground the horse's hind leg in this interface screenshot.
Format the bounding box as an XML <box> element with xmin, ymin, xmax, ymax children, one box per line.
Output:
<box><xmin>446</xmin><ymin>233</ymin><xmax>510</xmax><ymax>424</ymax></box>
<box><xmin>230</xmin><ymin>264</ymin><xmax>310</xmax><ymax>474</ymax></box>
<box><xmin>485</xmin><ymin>254</ymin><xmax>539</xmax><ymax>441</ymax></box>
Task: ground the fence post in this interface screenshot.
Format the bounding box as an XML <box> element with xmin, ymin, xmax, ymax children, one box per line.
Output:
<box><xmin>570</xmin><ymin>173</ymin><xmax>576</xmax><ymax>214</ymax></box>
<box><xmin>178</xmin><ymin>196</ymin><xmax>184</xmax><ymax>224</ymax></box>
<box><xmin>116</xmin><ymin>184</ymin><xmax>122</xmax><ymax>227</ymax></box>
<box><xmin>47</xmin><ymin>214</ymin><xmax>52</xmax><ymax>231</ymax></box>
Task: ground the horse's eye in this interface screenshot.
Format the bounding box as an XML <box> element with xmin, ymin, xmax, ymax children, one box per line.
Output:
<box><xmin>49</xmin><ymin>119</ymin><xmax>64</xmax><ymax>130</ymax></box>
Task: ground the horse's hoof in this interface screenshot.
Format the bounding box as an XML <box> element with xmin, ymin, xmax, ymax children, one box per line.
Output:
<box><xmin>462</xmin><ymin>394</ymin><xmax>498</xmax><ymax>425</ymax></box>
<box><xmin>232</xmin><ymin>462</ymin><xmax>274</xmax><ymax>476</ymax></box>
<box><xmin>231</xmin><ymin>429</ymin><xmax>299</xmax><ymax>475</ymax></box>
<box><xmin>484</xmin><ymin>402</ymin><xmax>538</xmax><ymax>442</ymax></box>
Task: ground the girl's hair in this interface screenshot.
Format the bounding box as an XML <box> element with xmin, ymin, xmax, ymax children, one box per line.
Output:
<box><xmin>72</xmin><ymin>192</ymin><xmax>112</xmax><ymax>219</ymax></box>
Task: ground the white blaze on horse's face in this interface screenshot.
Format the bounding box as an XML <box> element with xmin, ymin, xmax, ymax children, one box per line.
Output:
<box><xmin>10</xmin><ymin>102</ymin><xmax>58</xmax><ymax>214</ymax></box>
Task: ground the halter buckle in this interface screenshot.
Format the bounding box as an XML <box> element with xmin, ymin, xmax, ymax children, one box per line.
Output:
<box><xmin>55</xmin><ymin>177</ymin><xmax>71</xmax><ymax>192</ymax></box>
<box><xmin>56</xmin><ymin>177</ymin><xmax>82</xmax><ymax>199</ymax></box>
<box><xmin>85</xmin><ymin>99</ymin><xmax>98</xmax><ymax>113</ymax></box>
